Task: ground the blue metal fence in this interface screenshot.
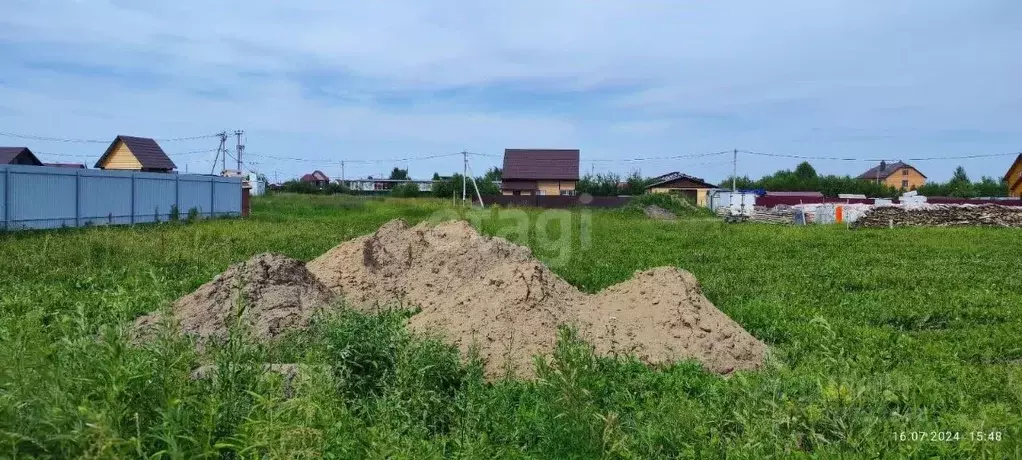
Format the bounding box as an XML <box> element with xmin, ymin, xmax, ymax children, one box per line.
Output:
<box><xmin>0</xmin><ymin>165</ymin><xmax>242</xmax><ymax>230</ymax></box>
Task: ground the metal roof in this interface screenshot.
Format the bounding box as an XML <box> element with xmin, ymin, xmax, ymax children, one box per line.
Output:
<box><xmin>94</xmin><ymin>135</ymin><xmax>176</xmax><ymax>170</ymax></box>
<box><xmin>502</xmin><ymin>149</ymin><xmax>580</xmax><ymax>181</ymax></box>
<box><xmin>0</xmin><ymin>147</ymin><xmax>42</xmax><ymax>165</ymax></box>
<box><xmin>856</xmin><ymin>161</ymin><xmax>926</xmax><ymax>180</ymax></box>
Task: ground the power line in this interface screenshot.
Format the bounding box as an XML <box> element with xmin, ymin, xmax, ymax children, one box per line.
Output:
<box><xmin>0</xmin><ymin>131</ymin><xmax>221</xmax><ymax>143</ymax></box>
<box><xmin>740</xmin><ymin>149</ymin><xmax>1020</xmax><ymax>162</ymax></box>
<box><xmin>243</xmin><ymin>151</ymin><xmax>463</xmax><ymax>165</ymax></box>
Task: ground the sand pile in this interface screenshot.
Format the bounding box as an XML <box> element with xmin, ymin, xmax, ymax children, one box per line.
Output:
<box><xmin>134</xmin><ymin>253</ymin><xmax>335</xmax><ymax>347</ymax></box>
<box><xmin>307</xmin><ymin>219</ymin><xmax>767</xmax><ymax>377</ymax></box>
<box><xmin>644</xmin><ymin>205</ymin><xmax>677</xmax><ymax>220</ymax></box>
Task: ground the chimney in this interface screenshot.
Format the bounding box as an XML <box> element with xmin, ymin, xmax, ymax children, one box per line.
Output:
<box><xmin>879</xmin><ymin>160</ymin><xmax>887</xmax><ymax>171</ymax></box>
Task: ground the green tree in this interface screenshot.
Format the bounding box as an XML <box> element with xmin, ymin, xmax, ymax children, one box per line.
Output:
<box><xmin>483</xmin><ymin>167</ymin><xmax>502</xmax><ymax>182</ymax></box>
<box><xmin>794</xmin><ymin>161</ymin><xmax>818</xmax><ymax>181</ymax></box>
<box><xmin>389</xmin><ymin>167</ymin><xmax>410</xmax><ymax>180</ymax></box>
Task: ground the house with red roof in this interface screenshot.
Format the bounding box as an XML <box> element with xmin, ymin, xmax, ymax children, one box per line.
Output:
<box><xmin>300</xmin><ymin>170</ymin><xmax>330</xmax><ymax>188</ymax></box>
<box><xmin>500</xmin><ymin>149</ymin><xmax>580</xmax><ymax>196</ymax></box>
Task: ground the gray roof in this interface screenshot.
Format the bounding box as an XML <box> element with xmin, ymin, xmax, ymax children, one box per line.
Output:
<box><xmin>857</xmin><ymin>161</ymin><xmax>925</xmax><ymax>180</ymax></box>
<box><xmin>0</xmin><ymin>147</ymin><xmax>42</xmax><ymax>165</ymax></box>
<box><xmin>95</xmin><ymin>135</ymin><xmax>176</xmax><ymax>170</ymax></box>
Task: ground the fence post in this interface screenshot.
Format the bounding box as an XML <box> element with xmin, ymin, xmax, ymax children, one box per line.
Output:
<box><xmin>130</xmin><ymin>173</ymin><xmax>136</xmax><ymax>225</ymax></box>
<box><xmin>3</xmin><ymin>168</ymin><xmax>9</xmax><ymax>230</ymax></box>
<box><xmin>75</xmin><ymin>169</ymin><xmax>82</xmax><ymax>228</ymax></box>
<box><xmin>175</xmin><ymin>174</ymin><xmax>180</xmax><ymax>216</ymax></box>
<box><xmin>210</xmin><ymin>176</ymin><xmax>215</xmax><ymax>218</ymax></box>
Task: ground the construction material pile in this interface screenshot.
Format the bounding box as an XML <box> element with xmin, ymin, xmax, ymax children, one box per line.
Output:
<box><xmin>307</xmin><ymin>219</ymin><xmax>767</xmax><ymax>377</ymax></box>
<box><xmin>854</xmin><ymin>204</ymin><xmax>1022</xmax><ymax>228</ymax></box>
<box><xmin>749</xmin><ymin>206</ymin><xmax>797</xmax><ymax>224</ymax></box>
<box><xmin>132</xmin><ymin>253</ymin><xmax>336</xmax><ymax>348</ymax></box>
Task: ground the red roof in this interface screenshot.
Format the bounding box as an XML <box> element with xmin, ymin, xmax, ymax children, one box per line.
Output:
<box><xmin>45</xmin><ymin>162</ymin><xmax>86</xmax><ymax>169</ymax></box>
<box><xmin>765</xmin><ymin>191</ymin><xmax>825</xmax><ymax>198</ymax></box>
<box><xmin>502</xmin><ymin>149</ymin><xmax>580</xmax><ymax>181</ymax></box>
<box><xmin>301</xmin><ymin>170</ymin><xmax>329</xmax><ymax>182</ymax></box>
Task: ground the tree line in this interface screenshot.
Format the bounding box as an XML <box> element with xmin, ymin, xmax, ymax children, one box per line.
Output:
<box><xmin>718</xmin><ymin>162</ymin><xmax>1009</xmax><ymax>198</ymax></box>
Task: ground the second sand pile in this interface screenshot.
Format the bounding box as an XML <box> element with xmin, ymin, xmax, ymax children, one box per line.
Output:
<box><xmin>307</xmin><ymin>219</ymin><xmax>767</xmax><ymax>377</ymax></box>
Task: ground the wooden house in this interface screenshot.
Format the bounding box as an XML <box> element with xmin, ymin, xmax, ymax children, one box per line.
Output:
<box><xmin>500</xmin><ymin>149</ymin><xmax>580</xmax><ymax>196</ymax></box>
<box><xmin>94</xmin><ymin>135</ymin><xmax>176</xmax><ymax>173</ymax></box>
<box><xmin>1006</xmin><ymin>154</ymin><xmax>1022</xmax><ymax>198</ymax></box>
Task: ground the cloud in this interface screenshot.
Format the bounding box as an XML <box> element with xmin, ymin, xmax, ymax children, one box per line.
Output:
<box><xmin>0</xmin><ymin>0</ymin><xmax>1020</xmax><ymax>180</ymax></box>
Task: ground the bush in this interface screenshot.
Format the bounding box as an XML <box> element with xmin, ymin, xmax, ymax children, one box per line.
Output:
<box><xmin>626</xmin><ymin>193</ymin><xmax>713</xmax><ymax>218</ymax></box>
<box><xmin>390</xmin><ymin>182</ymin><xmax>421</xmax><ymax>198</ymax></box>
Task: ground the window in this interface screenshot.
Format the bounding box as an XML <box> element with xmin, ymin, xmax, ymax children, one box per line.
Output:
<box><xmin>512</xmin><ymin>190</ymin><xmax>521</xmax><ymax>196</ymax></box>
<box><xmin>560</xmin><ymin>190</ymin><xmax>577</xmax><ymax>196</ymax></box>
<box><xmin>902</xmin><ymin>169</ymin><xmax>909</xmax><ymax>176</ymax></box>
<box><xmin>902</xmin><ymin>180</ymin><xmax>909</xmax><ymax>189</ymax></box>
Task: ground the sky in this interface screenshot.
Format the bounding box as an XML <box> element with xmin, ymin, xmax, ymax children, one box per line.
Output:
<box><xmin>1</xmin><ymin>0</ymin><xmax>1020</xmax><ymax>183</ymax></box>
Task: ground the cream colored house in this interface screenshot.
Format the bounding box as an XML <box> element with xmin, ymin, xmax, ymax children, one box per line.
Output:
<box><xmin>646</xmin><ymin>172</ymin><xmax>717</xmax><ymax>206</ymax></box>
<box><xmin>857</xmin><ymin>161</ymin><xmax>926</xmax><ymax>190</ymax></box>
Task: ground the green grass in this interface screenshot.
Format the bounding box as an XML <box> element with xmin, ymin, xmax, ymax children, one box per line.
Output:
<box><xmin>0</xmin><ymin>193</ymin><xmax>1019</xmax><ymax>458</ymax></box>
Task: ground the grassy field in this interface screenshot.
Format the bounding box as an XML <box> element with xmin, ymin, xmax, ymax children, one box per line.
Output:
<box><xmin>0</xmin><ymin>193</ymin><xmax>1019</xmax><ymax>459</ymax></box>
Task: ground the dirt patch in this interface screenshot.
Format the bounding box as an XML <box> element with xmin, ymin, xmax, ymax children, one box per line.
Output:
<box><xmin>307</xmin><ymin>219</ymin><xmax>767</xmax><ymax>378</ymax></box>
<box><xmin>644</xmin><ymin>205</ymin><xmax>677</xmax><ymax>220</ymax></box>
<box><xmin>133</xmin><ymin>253</ymin><xmax>335</xmax><ymax>348</ymax></box>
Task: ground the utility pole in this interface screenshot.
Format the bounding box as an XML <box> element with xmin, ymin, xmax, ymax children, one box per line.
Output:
<box><xmin>341</xmin><ymin>161</ymin><xmax>345</xmax><ymax>182</ymax></box>
<box><xmin>732</xmin><ymin>149</ymin><xmax>738</xmax><ymax>192</ymax></box>
<box><xmin>233</xmin><ymin>130</ymin><xmax>244</xmax><ymax>173</ymax></box>
<box><xmin>462</xmin><ymin>151</ymin><xmax>468</xmax><ymax>203</ymax></box>
<box><xmin>211</xmin><ymin>131</ymin><xmax>228</xmax><ymax>175</ymax></box>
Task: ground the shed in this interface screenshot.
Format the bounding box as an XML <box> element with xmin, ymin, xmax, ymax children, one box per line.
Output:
<box><xmin>646</xmin><ymin>172</ymin><xmax>717</xmax><ymax>206</ymax></box>
<box><xmin>0</xmin><ymin>147</ymin><xmax>43</xmax><ymax>166</ymax></box>
<box><xmin>94</xmin><ymin>135</ymin><xmax>177</xmax><ymax>173</ymax></box>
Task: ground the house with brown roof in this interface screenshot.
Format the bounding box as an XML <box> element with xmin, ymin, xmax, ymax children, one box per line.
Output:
<box><xmin>94</xmin><ymin>135</ymin><xmax>176</xmax><ymax>173</ymax></box>
<box><xmin>646</xmin><ymin>172</ymin><xmax>717</xmax><ymax>206</ymax></box>
<box><xmin>856</xmin><ymin>161</ymin><xmax>926</xmax><ymax>190</ymax></box>
<box><xmin>300</xmin><ymin>170</ymin><xmax>330</xmax><ymax>188</ymax></box>
<box><xmin>500</xmin><ymin>149</ymin><xmax>580</xmax><ymax>196</ymax></box>
<box><xmin>0</xmin><ymin>147</ymin><xmax>43</xmax><ymax>166</ymax></box>
<box><xmin>1006</xmin><ymin>154</ymin><xmax>1022</xmax><ymax>198</ymax></box>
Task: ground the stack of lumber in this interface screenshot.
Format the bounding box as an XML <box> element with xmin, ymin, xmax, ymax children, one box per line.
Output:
<box><xmin>854</xmin><ymin>204</ymin><xmax>1022</xmax><ymax>228</ymax></box>
<box><xmin>749</xmin><ymin>208</ymin><xmax>795</xmax><ymax>224</ymax></box>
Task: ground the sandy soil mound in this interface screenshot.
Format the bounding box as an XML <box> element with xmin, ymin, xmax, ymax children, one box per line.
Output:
<box><xmin>308</xmin><ymin>219</ymin><xmax>767</xmax><ymax>377</ymax></box>
<box><xmin>134</xmin><ymin>253</ymin><xmax>335</xmax><ymax>347</ymax></box>
<box><xmin>308</xmin><ymin>219</ymin><xmax>583</xmax><ymax>377</ymax></box>
<box><xmin>583</xmin><ymin>267</ymin><xmax>767</xmax><ymax>374</ymax></box>
<box><xmin>644</xmin><ymin>205</ymin><xmax>677</xmax><ymax>220</ymax></box>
